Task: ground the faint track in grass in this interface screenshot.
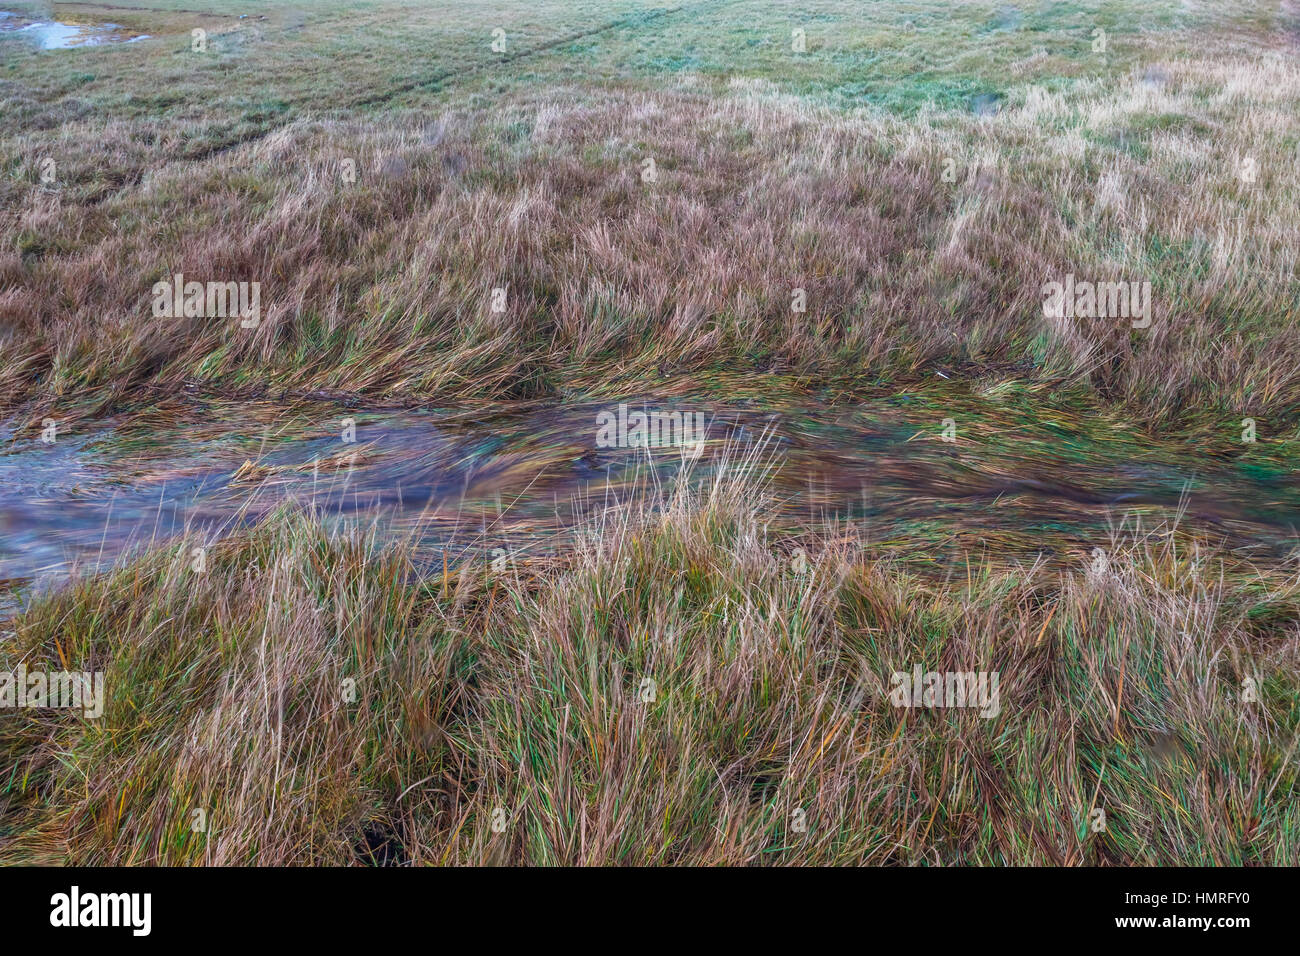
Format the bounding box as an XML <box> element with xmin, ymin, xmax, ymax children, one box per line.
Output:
<box><xmin>347</xmin><ymin>1</ymin><xmax>698</xmax><ymax>108</ymax></box>
<box><xmin>75</xmin><ymin>0</ymin><xmax>752</xmax><ymax>207</ymax></box>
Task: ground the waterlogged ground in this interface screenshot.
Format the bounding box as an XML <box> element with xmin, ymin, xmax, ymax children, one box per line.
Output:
<box><xmin>2</xmin><ymin>390</ymin><xmax>1298</xmax><ymax>604</ymax></box>
<box><xmin>0</xmin><ymin>9</ymin><xmax>148</xmax><ymax>48</ymax></box>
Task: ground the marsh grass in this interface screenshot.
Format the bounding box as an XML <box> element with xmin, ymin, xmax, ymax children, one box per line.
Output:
<box><xmin>2</xmin><ymin>462</ymin><xmax>1296</xmax><ymax>865</ymax></box>
<box><xmin>3</xmin><ymin>0</ymin><xmax>1299</xmax><ymax>867</ymax></box>
<box><xmin>1</xmin><ymin>0</ymin><xmax>1298</xmax><ymax>434</ymax></box>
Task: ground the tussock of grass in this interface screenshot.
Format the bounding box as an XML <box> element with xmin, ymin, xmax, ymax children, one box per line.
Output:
<box><xmin>2</xmin><ymin>472</ymin><xmax>1296</xmax><ymax>865</ymax></box>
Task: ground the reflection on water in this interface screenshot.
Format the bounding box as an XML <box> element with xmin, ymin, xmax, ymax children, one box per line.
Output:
<box><xmin>0</xmin><ymin>10</ymin><xmax>148</xmax><ymax>48</ymax></box>
<box><xmin>1</xmin><ymin>395</ymin><xmax>1298</xmax><ymax>602</ymax></box>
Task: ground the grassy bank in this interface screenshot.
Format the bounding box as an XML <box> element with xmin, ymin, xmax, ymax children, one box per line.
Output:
<box><xmin>2</xmin><ymin>471</ymin><xmax>1297</xmax><ymax>865</ymax></box>
<box><xmin>2</xmin><ymin>0</ymin><xmax>1299</xmax><ymax>434</ymax></box>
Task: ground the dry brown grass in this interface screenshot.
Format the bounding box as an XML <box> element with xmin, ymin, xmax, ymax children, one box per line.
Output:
<box><xmin>1</xmin><ymin>0</ymin><xmax>1297</xmax><ymax>431</ymax></box>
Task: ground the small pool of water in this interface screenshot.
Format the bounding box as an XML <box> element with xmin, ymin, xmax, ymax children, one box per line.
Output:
<box><xmin>0</xmin><ymin>10</ymin><xmax>148</xmax><ymax>48</ymax></box>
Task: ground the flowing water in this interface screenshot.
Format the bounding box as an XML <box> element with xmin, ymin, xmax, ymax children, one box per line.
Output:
<box><xmin>2</xmin><ymin>393</ymin><xmax>1298</xmax><ymax>605</ymax></box>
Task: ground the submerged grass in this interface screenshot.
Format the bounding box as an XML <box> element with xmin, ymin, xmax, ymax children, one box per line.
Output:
<box><xmin>2</xmin><ymin>466</ymin><xmax>1296</xmax><ymax>865</ymax></box>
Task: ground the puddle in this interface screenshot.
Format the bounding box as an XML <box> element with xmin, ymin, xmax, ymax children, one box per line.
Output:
<box><xmin>970</xmin><ymin>91</ymin><xmax>1003</xmax><ymax>117</ymax></box>
<box><xmin>1</xmin><ymin>396</ymin><xmax>1298</xmax><ymax>606</ymax></box>
<box><xmin>0</xmin><ymin>10</ymin><xmax>147</xmax><ymax>48</ymax></box>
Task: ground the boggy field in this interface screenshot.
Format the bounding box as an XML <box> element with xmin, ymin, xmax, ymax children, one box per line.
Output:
<box><xmin>1</xmin><ymin>0</ymin><xmax>1299</xmax><ymax>865</ymax></box>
